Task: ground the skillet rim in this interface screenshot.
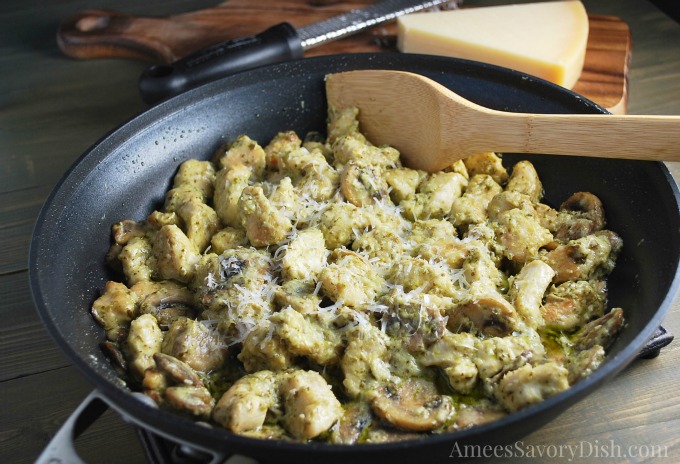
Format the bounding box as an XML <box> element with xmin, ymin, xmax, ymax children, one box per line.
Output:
<box><xmin>28</xmin><ymin>52</ymin><xmax>680</xmax><ymax>461</ymax></box>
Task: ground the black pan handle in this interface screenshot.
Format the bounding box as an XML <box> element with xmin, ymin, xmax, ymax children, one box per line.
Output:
<box><xmin>138</xmin><ymin>22</ymin><xmax>303</xmax><ymax>105</ymax></box>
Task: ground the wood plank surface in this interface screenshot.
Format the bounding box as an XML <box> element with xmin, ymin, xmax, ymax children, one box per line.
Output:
<box><xmin>1</xmin><ymin>0</ymin><xmax>680</xmax><ymax>463</ymax></box>
<box><xmin>55</xmin><ymin>0</ymin><xmax>630</xmax><ymax>113</ymax></box>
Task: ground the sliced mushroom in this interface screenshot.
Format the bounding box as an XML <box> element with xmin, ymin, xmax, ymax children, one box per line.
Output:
<box><xmin>136</xmin><ymin>280</ymin><xmax>197</xmax><ymax>329</ymax></box>
<box><xmin>371</xmin><ymin>378</ymin><xmax>453</xmax><ymax>432</ymax></box>
<box><xmin>330</xmin><ymin>401</ymin><xmax>373</xmax><ymax>445</ymax></box>
<box><xmin>448</xmin><ymin>292</ymin><xmax>519</xmax><ymax>337</ymax></box>
<box><xmin>572</xmin><ymin>308</ymin><xmax>625</xmax><ymax>352</ymax></box>
<box><xmin>152</xmin><ymin>352</ymin><xmax>202</xmax><ymax>387</ymax></box>
<box><xmin>554</xmin><ymin>192</ymin><xmax>606</xmax><ymax>241</ymax></box>
<box><xmin>164</xmin><ymin>385</ymin><xmax>215</xmax><ymax>420</ymax></box>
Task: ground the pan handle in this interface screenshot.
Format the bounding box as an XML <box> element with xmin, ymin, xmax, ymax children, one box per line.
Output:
<box><xmin>35</xmin><ymin>390</ymin><xmax>108</xmax><ymax>464</ymax></box>
<box><xmin>34</xmin><ymin>390</ymin><xmax>252</xmax><ymax>464</ymax></box>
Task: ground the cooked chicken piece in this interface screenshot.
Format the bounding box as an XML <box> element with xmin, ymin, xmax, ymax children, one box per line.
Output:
<box><xmin>152</xmin><ymin>224</ymin><xmax>200</xmax><ymax>283</ymax></box>
<box><xmin>317</xmin><ymin>202</ymin><xmax>369</xmax><ymax>249</ymax></box>
<box><xmin>172</xmin><ymin>159</ymin><xmax>216</xmax><ymax>199</ymax></box>
<box><xmin>486</xmin><ymin>190</ymin><xmax>538</xmax><ymax>222</ymax></box>
<box><xmin>272</xmin><ymin>307</ymin><xmax>342</xmax><ymax>365</ymax></box>
<box><xmin>331</xmin><ymin>131</ymin><xmax>400</xmax><ymax>169</ymax></box>
<box><xmin>472</xmin><ymin>334</ymin><xmax>545</xmax><ymax>381</ymax></box>
<box><xmin>280</xmin><ymin>228</ymin><xmax>328</xmax><ymax>281</ymax></box>
<box><xmin>450</xmin><ymin>174</ymin><xmax>503</xmax><ymax>227</ymax></box>
<box><xmin>554</xmin><ymin>192</ymin><xmax>606</xmax><ymax>242</ymax></box>
<box><xmin>506</xmin><ymin>160</ymin><xmax>543</xmax><ymax>203</ymax></box>
<box><xmin>567</xmin><ymin>345</ymin><xmax>605</xmax><ymax>384</ymax></box>
<box><xmin>371</xmin><ymin>378</ymin><xmax>453</xmax><ymax>432</ymax></box>
<box><xmin>294</xmin><ymin>150</ymin><xmax>339</xmax><ymax>202</ymax></box>
<box><xmin>161</xmin><ymin>317</ymin><xmax>227</xmax><ymax>372</ymax></box>
<box><xmin>164</xmin><ymin>385</ymin><xmax>215</xmax><ymax>420</ymax></box>
<box><xmin>279</xmin><ymin>369</ymin><xmax>343</xmax><ymax>440</ymax></box>
<box><xmin>352</xmin><ymin>227</ymin><xmax>405</xmax><ymax>265</ymax></box>
<box><xmin>386</xmin><ymin>256</ymin><xmax>457</xmax><ymax>298</ymax></box>
<box><xmin>273</xmin><ymin>279</ymin><xmax>323</xmax><ymax>315</ymax></box>
<box><xmin>213</xmin><ymin>370</ymin><xmax>280</xmax><ymax>433</ymax></box>
<box><xmin>340</xmin><ymin>161</ymin><xmax>388</xmax><ymax>207</ymax></box>
<box><xmin>418</xmin><ymin>331</ymin><xmax>479</xmax><ymax>394</ymax></box>
<box><xmin>461</xmin><ymin>243</ymin><xmax>506</xmax><ymax>294</ymax></box>
<box><xmin>341</xmin><ymin>324</ymin><xmax>393</xmax><ymax>398</ymax></box>
<box><xmin>239</xmin><ymin>185</ymin><xmax>293</xmax><ymax>247</ymax></box>
<box><xmin>495</xmin><ymin>362</ymin><xmax>569</xmax><ymax>412</ymax></box>
<box><xmin>383</xmin><ymin>167</ymin><xmax>425</xmax><ymax>204</ymax></box>
<box><xmin>401</xmin><ymin>172</ymin><xmax>468</xmax><ymax>220</ymax></box>
<box><xmin>381</xmin><ymin>288</ymin><xmax>450</xmax><ymax>353</ymax></box>
<box><xmin>264</xmin><ymin>131</ymin><xmax>302</xmax><ymax>171</ymax></box>
<box><xmin>319</xmin><ymin>250</ymin><xmax>384</xmax><ymax>307</ymax></box>
<box><xmin>216</xmin><ymin>135</ymin><xmax>266</xmax><ymax>178</ymax></box>
<box><xmin>493</xmin><ymin>208</ymin><xmax>553</xmax><ymax>264</ymax></box>
<box><xmin>146</xmin><ymin>210</ymin><xmax>180</xmax><ymax>229</ymax></box>
<box><xmin>91</xmin><ymin>281</ymin><xmax>139</xmax><ymax>342</ymax></box>
<box><xmin>509</xmin><ymin>260</ymin><xmax>555</xmax><ymax>329</ymax></box>
<box><xmin>164</xmin><ymin>183</ymin><xmax>206</xmax><ymax>214</ymax></box>
<box><xmin>541</xmin><ymin>231</ymin><xmax>621</xmax><ymax>283</ymax></box>
<box><xmin>541</xmin><ymin>280</ymin><xmax>606</xmax><ymax>331</ymax></box>
<box><xmin>238</xmin><ymin>321</ymin><xmax>294</xmax><ymax>373</ymax></box>
<box><xmin>210</xmin><ymin>227</ymin><xmax>248</xmax><ymax>254</ymax></box>
<box><xmin>327</xmin><ymin>106</ymin><xmax>360</xmax><ymax>143</ymax></box>
<box><xmin>213</xmin><ymin>164</ymin><xmax>252</xmax><ymax>228</ymax></box>
<box><xmin>462</xmin><ymin>151</ymin><xmax>508</xmax><ymax>185</ymax></box>
<box><xmin>119</xmin><ymin>236</ymin><xmax>156</xmax><ymax>285</ymax></box>
<box><xmin>176</xmin><ymin>199</ymin><xmax>220</xmax><ymax>252</ymax></box>
<box><xmin>126</xmin><ymin>313</ymin><xmax>163</xmax><ymax>380</ymax></box>
<box><xmin>409</xmin><ymin>219</ymin><xmax>457</xmax><ymax>244</ymax></box>
<box><xmin>195</xmin><ymin>248</ymin><xmax>275</xmax><ymax>325</ymax></box>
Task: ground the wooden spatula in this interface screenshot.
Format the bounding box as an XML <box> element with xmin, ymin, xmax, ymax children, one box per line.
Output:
<box><xmin>325</xmin><ymin>70</ymin><xmax>680</xmax><ymax>172</ymax></box>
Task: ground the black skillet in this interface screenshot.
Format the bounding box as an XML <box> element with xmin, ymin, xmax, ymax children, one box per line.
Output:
<box><xmin>30</xmin><ymin>53</ymin><xmax>680</xmax><ymax>463</ymax></box>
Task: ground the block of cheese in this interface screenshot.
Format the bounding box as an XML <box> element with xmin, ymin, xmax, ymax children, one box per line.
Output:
<box><xmin>397</xmin><ymin>1</ymin><xmax>589</xmax><ymax>89</ymax></box>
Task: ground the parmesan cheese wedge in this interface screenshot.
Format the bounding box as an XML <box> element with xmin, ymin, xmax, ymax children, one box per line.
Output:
<box><xmin>397</xmin><ymin>1</ymin><xmax>589</xmax><ymax>89</ymax></box>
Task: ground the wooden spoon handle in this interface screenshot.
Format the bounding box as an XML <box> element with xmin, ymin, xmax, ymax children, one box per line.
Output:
<box><xmin>484</xmin><ymin>112</ymin><xmax>680</xmax><ymax>162</ymax></box>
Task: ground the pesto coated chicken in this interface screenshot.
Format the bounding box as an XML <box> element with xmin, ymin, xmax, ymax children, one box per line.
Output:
<box><xmin>92</xmin><ymin>106</ymin><xmax>625</xmax><ymax>443</ymax></box>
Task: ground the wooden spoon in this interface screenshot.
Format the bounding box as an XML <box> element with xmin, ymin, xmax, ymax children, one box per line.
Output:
<box><xmin>325</xmin><ymin>70</ymin><xmax>680</xmax><ymax>172</ymax></box>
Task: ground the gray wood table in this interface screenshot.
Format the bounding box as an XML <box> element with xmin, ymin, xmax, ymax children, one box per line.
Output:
<box><xmin>2</xmin><ymin>0</ymin><xmax>679</xmax><ymax>462</ymax></box>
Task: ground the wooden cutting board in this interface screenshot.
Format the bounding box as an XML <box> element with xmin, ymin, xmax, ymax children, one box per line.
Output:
<box><xmin>57</xmin><ymin>0</ymin><xmax>631</xmax><ymax>113</ymax></box>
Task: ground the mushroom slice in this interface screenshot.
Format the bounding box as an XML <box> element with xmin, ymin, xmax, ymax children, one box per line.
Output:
<box><xmin>371</xmin><ymin>378</ymin><xmax>453</xmax><ymax>432</ymax></box>
<box><xmin>152</xmin><ymin>352</ymin><xmax>202</xmax><ymax>387</ymax></box>
<box><xmin>572</xmin><ymin>308</ymin><xmax>625</xmax><ymax>352</ymax></box>
<box><xmin>164</xmin><ymin>385</ymin><xmax>215</xmax><ymax>420</ymax></box>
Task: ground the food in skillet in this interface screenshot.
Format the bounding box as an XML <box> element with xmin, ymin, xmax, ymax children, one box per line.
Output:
<box><xmin>92</xmin><ymin>105</ymin><xmax>625</xmax><ymax>443</ymax></box>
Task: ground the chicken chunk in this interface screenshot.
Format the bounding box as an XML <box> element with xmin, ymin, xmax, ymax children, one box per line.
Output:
<box><xmin>176</xmin><ymin>199</ymin><xmax>221</xmax><ymax>252</ymax></box>
<box><xmin>495</xmin><ymin>362</ymin><xmax>569</xmax><ymax>412</ymax></box>
<box><xmin>126</xmin><ymin>313</ymin><xmax>163</xmax><ymax>380</ymax></box>
<box><xmin>272</xmin><ymin>307</ymin><xmax>342</xmax><ymax>365</ymax></box>
<box><xmin>91</xmin><ymin>281</ymin><xmax>139</xmax><ymax>342</ymax></box>
<box><xmin>161</xmin><ymin>317</ymin><xmax>227</xmax><ymax>372</ymax></box>
<box><xmin>319</xmin><ymin>250</ymin><xmax>384</xmax><ymax>307</ymax></box>
<box><xmin>216</xmin><ymin>135</ymin><xmax>266</xmax><ymax>178</ymax></box>
<box><xmin>280</xmin><ymin>228</ymin><xmax>328</xmax><ymax>281</ymax></box>
<box><xmin>509</xmin><ymin>260</ymin><xmax>556</xmax><ymax>329</ymax></box>
<box><xmin>401</xmin><ymin>172</ymin><xmax>468</xmax><ymax>220</ymax></box>
<box><xmin>239</xmin><ymin>185</ymin><xmax>293</xmax><ymax>247</ymax></box>
<box><xmin>213</xmin><ymin>370</ymin><xmax>280</xmax><ymax>433</ymax></box>
<box><xmin>280</xmin><ymin>370</ymin><xmax>343</xmax><ymax>440</ymax></box>
<box><xmin>152</xmin><ymin>224</ymin><xmax>200</xmax><ymax>283</ymax></box>
<box><xmin>341</xmin><ymin>324</ymin><xmax>392</xmax><ymax>398</ymax></box>
<box><xmin>213</xmin><ymin>164</ymin><xmax>252</xmax><ymax>228</ymax></box>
